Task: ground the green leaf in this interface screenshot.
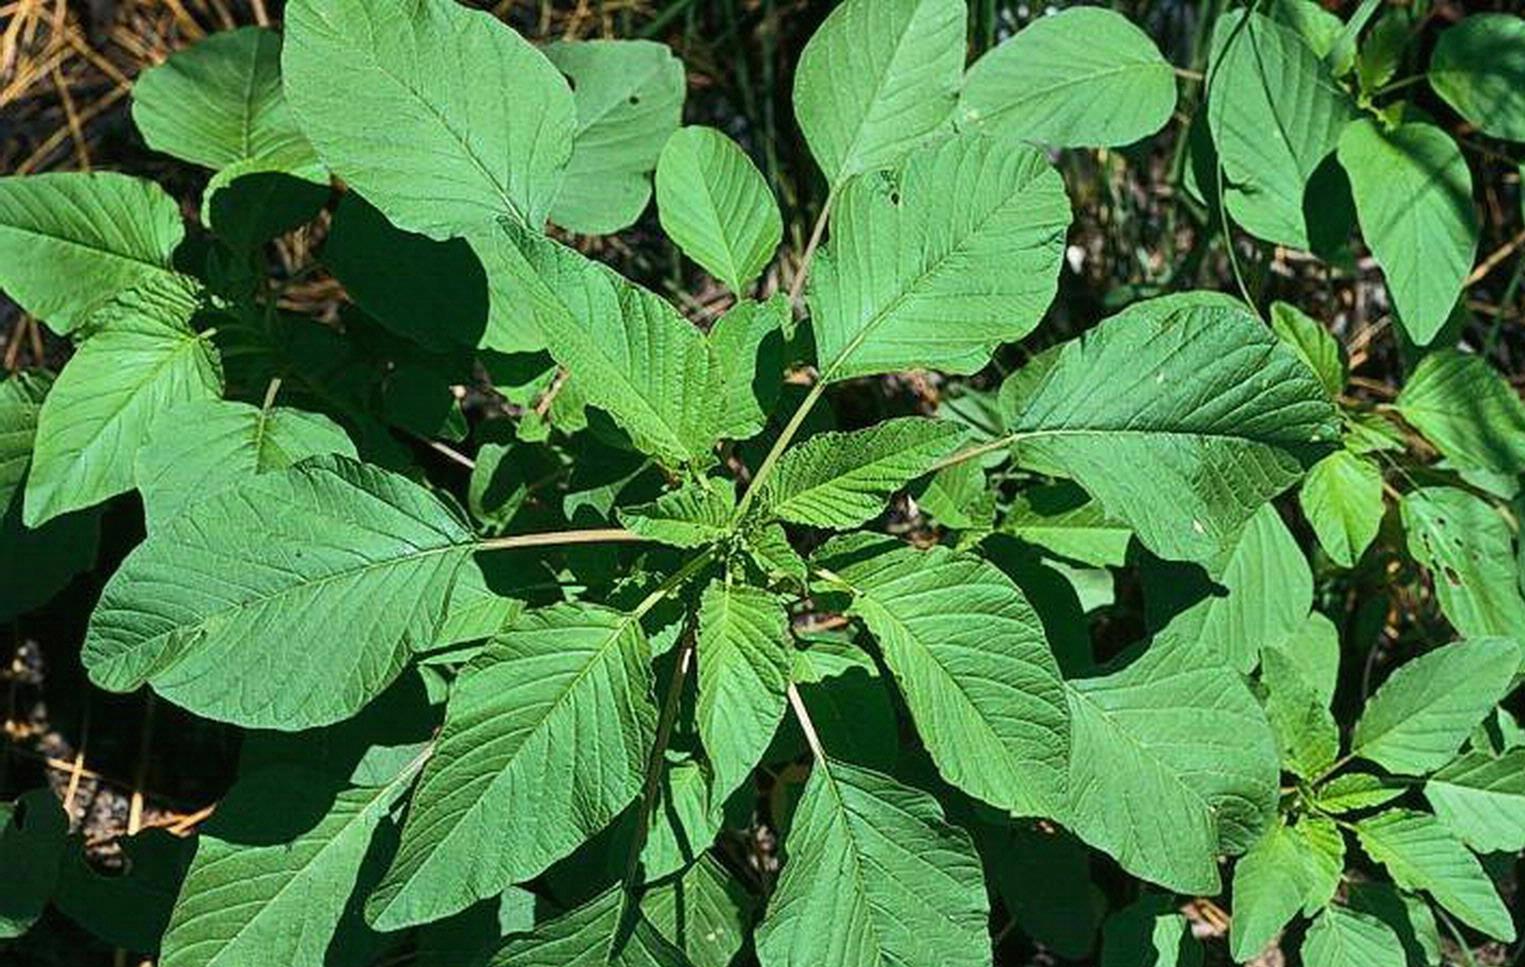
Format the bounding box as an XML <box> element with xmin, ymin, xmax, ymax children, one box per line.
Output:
<box><xmin>323</xmin><ymin>194</ymin><xmax>492</xmax><ymax>349</ymax></box>
<box><xmin>1064</xmin><ymin>633</ymin><xmax>1280</xmax><ymax>893</ymax></box>
<box><xmin>655</xmin><ymin>127</ymin><xmax>782</xmax><ymax>294</ymax></box>
<box><xmin>544</xmin><ymin>40</ymin><xmax>685</xmax><ymax>235</ymax></box>
<box><xmin>490</xmin><ymin>885</ymin><xmax>687</xmax><ymax>967</ymax></box>
<box><xmin>641</xmin><ymin>857</ymin><xmax>750</xmax><ymax>967</ymax></box>
<box><xmin>1424</xmin><ymin>749</ymin><xmax>1525</xmax><ymax>853</ymax></box>
<box><xmin>0</xmin><ymin>371</ymin><xmax>49</xmax><ymax>512</ymax></box>
<box><xmin>1099</xmin><ymin>894</ymin><xmax>1202</xmax><ymax>967</ymax></box>
<box><xmin>959</xmin><ymin>7</ymin><xmax>1176</xmax><ymax>148</ymax></box>
<box><xmin>760</xmin><ymin>417</ymin><xmax>965</xmax><ymax>528</ymax></box>
<box><xmin>755</xmin><ymin>760</ymin><xmax>989</xmax><ymax>967</ymax></box>
<box><xmin>132</xmin><ymin>27</ymin><xmax>320</xmax><ymax>175</ymax></box>
<box><xmin>1353</xmin><ymin>637</ymin><xmax>1521</xmax><ymax>775</ymax></box>
<box><xmin>1337</xmin><ymin>120</ymin><xmax>1477</xmax><ymax>345</ymax></box>
<box><xmin>820</xmin><ymin>536</ymin><xmax>1070</xmax><ymax>816</ymax></box>
<box><xmin>369</xmin><ymin>603</ymin><xmax>657</xmax><ymax>929</ymax></box>
<box><xmin>1355</xmin><ymin>808</ymin><xmax>1515</xmax><ymax>942</ymax></box>
<box><xmin>1313</xmin><ymin>772</ymin><xmax>1405</xmax><ymax>814</ymax></box>
<box><xmin>470</xmin><ymin>221</ymin><xmax>721</xmax><ymax>466</ymax></box>
<box><xmin>283</xmin><ymin>0</ymin><xmax>575</xmax><ymax>238</ymax></box>
<box><xmin>641</xmin><ymin>756</ymin><xmax>727</xmax><ymax>880</ymax></box>
<box><xmin>1303</xmin><ymin>906</ymin><xmax>1407</xmax><ymax>967</ymax></box>
<box><xmin>1346</xmin><ymin>882</ymin><xmax>1444</xmax><ymax>967</ymax></box>
<box><xmin>1143</xmin><ymin>503</ymin><xmax>1312</xmax><ymax>673</ymax></box>
<box><xmin>1231</xmin><ymin>817</ymin><xmax>1344</xmax><ymax>960</ymax></box>
<box><xmin>708</xmin><ymin>296</ymin><xmax>787</xmax><ymax>440</ymax></box>
<box><xmin>1400</xmin><ymin>489</ymin><xmax>1525</xmax><ymax>642</ymax></box>
<box><xmin>0</xmin><ymin>789</ymin><xmax>68</xmax><ymax>939</ymax></box>
<box><xmin>0</xmin><ymin>172</ymin><xmax>185</xmax><ymax>334</ymax></box>
<box><xmin>1207</xmin><ymin>10</ymin><xmax>1357</xmax><ymax>249</ymax></box>
<box><xmin>1000</xmin><ymin>482</ymin><xmax>1132</xmax><ymax>568</ymax></box>
<box><xmin>1299</xmin><ymin>448</ymin><xmax>1384</xmax><ymax>568</ymax></box>
<box><xmin>810</xmin><ymin>132</ymin><xmax>1070</xmax><ymax>381</ymax></box>
<box><xmin>914</xmin><ymin>459</ymin><xmax>995</xmax><ymax>531</ymax></box>
<box><xmin>1270</xmin><ymin>301</ymin><xmax>1345</xmax><ymax>397</ymax></box>
<box><xmin>1001</xmin><ymin>293</ymin><xmax>1339</xmax><ymax>562</ymax></box>
<box><xmin>83</xmin><ymin>454</ymin><xmax>474</xmax><ymax>729</ymax></box>
<box><xmin>976</xmin><ymin>824</ymin><xmax>1101</xmax><ymax>959</ymax></box>
<box><xmin>1429</xmin><ymin>14</ymin><xmax>1525</xmax><ymax>143</ymax></box>
<box><xmin>203</xmin><ymin>167</ymin><xmax>329</xmax><ymax>250</ymax></box>
<box><xmin>696</xmin><ymin>581</ymin><xmax>791</xmax><ymax>804</ymax></box>
<box><xmin>54</xmin><ymin>829</ymin><xmax>194</xmax><ymax>952</ymax></box>
<box><xmin>1397</xmin><ymin>350</ymin><xmax>1525</xmax><ymax>477</ymax></box>
<box><xmin>620</xmin><ymin>478</ymin><xmax>735</xmax><ymax>549</ymax></box>
<box><xmin>25</xmin><ymin>276</ymin><xmax>223</xmax><ymax>525</ymax></box>
<box><xmin>792</xmin><ymin>0</ymin><xmax>965</xmax><ymax>188</ymax></box>
<box><xmin>1260</xmin><ymin>647</ymin><xmax>1339</xmax><ymax>780</ymax></box>
<box><xmin>134</xmin><ymin>398</ymin><xmax>355</xmax><ymax>530</ymax></box>
<box><xmin>160</xmin><ymin>763</ymin><xmax>417</xmax><ymax>967</ymax></box>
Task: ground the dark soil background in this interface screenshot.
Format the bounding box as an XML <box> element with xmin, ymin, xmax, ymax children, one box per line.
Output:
<box><xmin>1</xmin><ymin>1</ymin><xmax>1522</xmax><ymax>965</ymax></box>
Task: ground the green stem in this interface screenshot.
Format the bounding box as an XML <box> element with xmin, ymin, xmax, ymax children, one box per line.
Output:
<box><xmin>477</xmin><ymin>528</ymin><xmax>650</xmax><ymax>553</ymax></box>
<box><xmin>787</xmin><ymin>681</ymin><xmax>826</xmax><ymax>763</ymax></box>
<box><xmin>927</xmin><ymin>433</ymin><xmax>1020</xmax><ymax>474</ymax></box>
<box><xmin>731</xmin><ymin>378</ymin><xmax>829</xmax><ymax>522</ymax></box>
<box><xmin>1310</xmin><ymin>753</ymin><xmax>1354</xmax><ymax>788</ymax></box>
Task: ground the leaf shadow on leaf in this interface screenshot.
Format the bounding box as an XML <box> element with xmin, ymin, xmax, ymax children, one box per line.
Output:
<box><xmin>981</xmin><ymin>534</ymin><xmax>1095</xmax><ymax>678</ymax></box>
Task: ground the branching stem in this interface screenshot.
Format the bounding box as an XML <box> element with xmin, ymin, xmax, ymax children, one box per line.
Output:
<box><xmin>477</xmin><ymin>528</ymin><xmax>649</xmax><ymax>552</ymax></box>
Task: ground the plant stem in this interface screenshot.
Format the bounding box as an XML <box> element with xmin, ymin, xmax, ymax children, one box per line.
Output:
<box><xmin>731</xmin><ymin>378</ymin><xmax>828</xmax><ymax>522</ymax></box>
<box><xmin>477</xmin><ymin>528</ymin><xmax>649</xmax><ymax>552</ymax></box>
<box><xmin>1310</xmin><ymin>753</ymin><xmax>1353</xmax><ymax>788</ymax></box>
<box><xmin>927</xmin><ymin>432</ymin><xmax>1020</xmax><ymax>474</ymax></box>
<box><xmin>787</xmin><ymin>189</ymin><xmax>835</xmax><ymax>305</ymax></box>
<box><xmin>787</xmin><ymin>682</ymin><xmax>826</xmax><ymax>763</ymax></box>
<box><xmin>621</xmin><ymin>632</ymin><xmax>696</xmax><ymax>888</ymax></box>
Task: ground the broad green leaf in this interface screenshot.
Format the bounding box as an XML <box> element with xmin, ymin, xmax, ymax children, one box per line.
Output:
<box><xmin>1267</xmin><ymin>611</ymin><xmax>1341</xmax><ymax>707</ymax></box>
<box><xmin>1064</xmin><ymin>633</ymin><xmax>1280</xmax><ymax>893</ymax></box>
<box><xmin>1401</xmin><ymin>489</ymin><xmax>1525</xmax><ymax>642</ymax></box>
<box><xmin>1299</xmin><ymin>448</ymin><xmax>1383</xmax><ymax>567</ymax></box>
<box><xmin>0</xmin><ymin>789</ymin><xmax>68</xmax><ymax>938</ymax></box>
<box><xmin>914</xmin><ymin>459</ymin><xmax>995</xmax><ymax>531</ymax></box>
<box><xmin>619</xmin><ymin>478</ymin><xmax>735</xmax><ymax>549</ymax></box>
<box><xmin>134</xmin><ymin>398</ymin><xmax>355</xmax><ymax>530</ymax></box>
<box><xmin>760</xmin><ymin>418</ymin><xmax>965</xmax><ymax>528</ymax></box>
<box><xmin>641</xmin><ymin>756</ymin><xmax>727</xmax><ymax>880</ymax></box>
<box><xmin>976</xmin><ymin>824</ymin><xmax>1101</xmax><ymax>959</ymax></box>
<box><xmin>1397</xmin><ymin>350</ymin><xmax>1525</xmax><ymax>477</ymax></box>
<box><xmin>1001</xmin><ymin>294</ymin><xmax>1339</xmax><ymax>562</ymax></box>
<box><xmin>1303</xmin><ymin>906</ymin><xmax>1406</xmax><ymax>967</ymax></box>
<box><xmin>1207</xmin><ymin>10</ymin><xmax>1356</xmax><ymax>248</ymax></box>
<box><xmin>283</xmin><ymin>0</ymin><xmax>575</xmax><ymax>238</ymax></box>
<box><xmin>792</xmin><ymin>0</ymin><xmax>965</xmax><ymax>188</ymax></box>
<box><xmin>1231</xmin><ymin>817</ymin><xmax>1343</xmax><ymax>960</ymax></box>
<box><xmin>1260</xmin><ymin>647</ymin><xmax>1339</xmax><ymax>780</ymax></box>
<box><xmin>696</xmin><ymin>581</ymin><xmax>791</xmax><ymax>804</ymax></box>
<box><xmin>1099</xmin><ymin>895</ymin><xmax>1201</xmax><ymax>967</ymax></box>
<box><xmin>755</xmin><ymin>760</ymin><xmax>989</xmax><ymax>967</ymax></box>
<box><xmin>656</xmin><ymin>127</ymin><xmax>782</xmax><ymax>293</ymax></box>
<box><xmin>83</xmin><ymin>454</ymin><xmax>474</xmax><ymax>729</ymax></box>
<box><xmin>740</xmin><ymin>521</ymin><xmax>807</xmax><ymax>585</ymax></box>
<box><xmin>414</xmin><ymin>887</ymin><xmax>536</xmax><ymax>967</ymax></box>
<box><xmin>1355</xmin><ymin>7</ymin><xmax>1413</xmax><ymax>95</ymax></box>
<box><xmin>132</xmin><ymin>27</ymin><xmax>320</xmax><ymax>175</ymax></box>
<box><xmin>323</xmin><ymin>194</ymin><xmax>492</xmax><ymax>349</ymax></box>
<box><xmin>490</xmin><ymin>885</ymin><xmax>686</xmax><ymax>967</ymax></box>
<box><xmin>959</xmin><ymin>7</ymin><xmax>1176</xmax><ymax>148</ymax></box>
<box><xmin>822</xmin><ymin>537</ymin><xmax>1070</xmax><ymax>815</ymax></box>
<box><xmin>1269</xmin><ymin>0</ymin><xmax>1353</xmax><ymax>75</ymax></box>
<box><xmin>809</xmin><ymin>133</ymin><xmax>1070</xmax><ymax>381</ymax></box>
<box><xmin>160</xmin><ymin>763</ymin><xmax>418</xmax><ymax>967</ymax></box>
<box><xmin>54</xmin><ymin>829</ymin><xmax>194</xmax><ymax>952</ymax></box>
<box><xmin>0</xmin><ymin>172</ymin><xmax>184</xmax><ymax>334</ymax></box>
<box><xmin>1297</xmin><ymin>817</ymin><xmax>1346</xmax><ymax>913</ymax></box>
<box><xmin>202</xmin><ymin>167</ymin><xmax>329</xmax><ymax>250</ymax></box>
<box><xmin>708</xmin><ymin>296</ymin><xmax>787</xmax><ymax>440</ymax></box>
<box><xmin>0</xmin><ymin>371</ymin><xmax>49</xmax><ymax>511</ymax></box>
<box><xmin>1313</xmin><ymin>772</ymin><xmax>1405</xmax><ymax>814</ymax></box>
<box><xmin>25</xmin><ymin>276</ymin><xmax>223</xmax><ymax>526</ymax></box>
<box><xmin>370</xmin><ymin>604</ymin><xmax>657</xmax><ymax>929</ymax></box>
<box><xmin>1425</xmin><ymin>749</ymin><xmax>1525</xmax><ymax>853</ymax></box>
<box><xmin>1000</xmin><ymin>482</ymin><xmax>1131</xmax><ymax>568</ymax></box>
<box><xmin>1270</xmin><ymin>301</ymin><xmax>1345</xmax><ymax>397</ymax></box>
<box><xmin>1429</xmin><ymin>14</ymin><xmax>1525</xmax><ymax>143</ymax></box>
<box><xmin>1355</xmin><ymin>808</ymin><xmax>1515</xmax><ymax>941</ymax></box>
<box><xmin>544</xmin><ymin>40</ymin><xmax>685</xmax><ymax>235</ymax></box>
<box><xmin>1338</xmin><ymin>120</ymin><xmax>1477</xmax><ymax>345</ymax></box>
<box><xmin>470</xmin><ymin>221</ymin><xmax>721</xmax><ymax>466</ymax></box>
<box><xmin>641</xmin><ymin>857</ymin><xmax>750</xmax><ymax>967</ymax></box>
<box><xmin>1144</xmin><ymin>503</ymin><xmax>1312</xmax><ymax>673</ymax></box>
<box><xmin>1352</xmin><ymin>637</ymin><xmax>1520</xmax><ymax>775</ymax></box>
<box><xmin>1345</xmin><ymin>882</ymin><xmax>1444</xmax><ymax>967</ymax></box>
